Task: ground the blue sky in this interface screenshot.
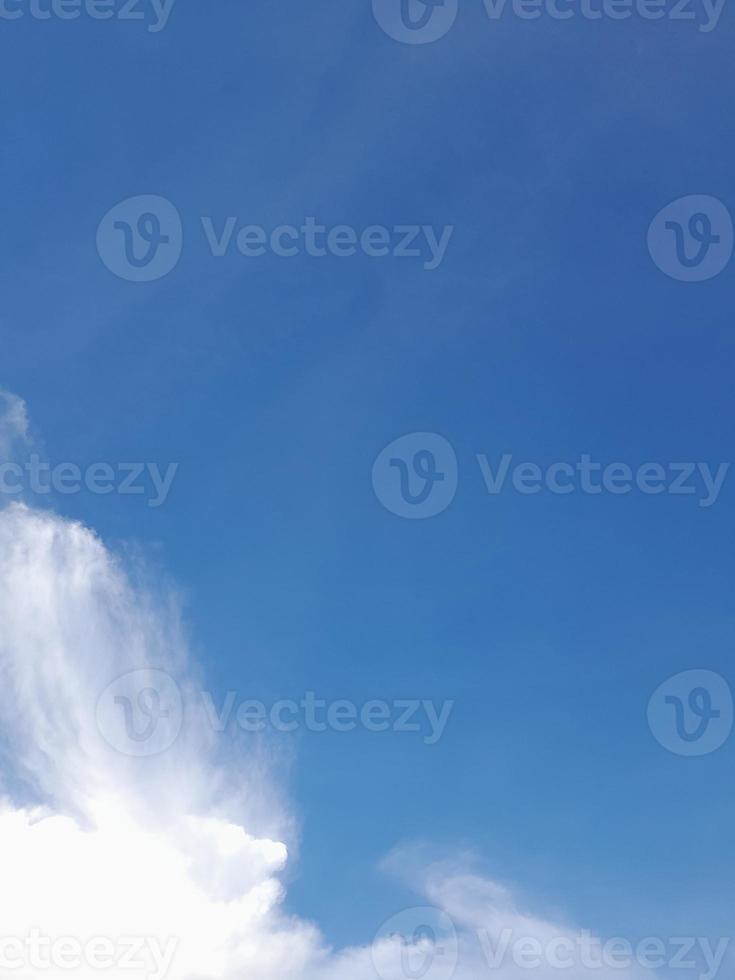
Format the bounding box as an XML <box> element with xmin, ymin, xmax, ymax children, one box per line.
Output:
<box><xmin>1</xmin><ymin>0</ymin><xmax>734</xmax><ymax>974</ymax></box>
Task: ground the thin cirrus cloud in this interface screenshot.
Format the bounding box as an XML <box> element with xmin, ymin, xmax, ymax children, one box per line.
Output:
<box><xmin>0</xmin><ymin>391</ymin><xmax>699</xmax><ymax>980</ymax></box>
<box><xmin>0</xmin><ymin>388</ymin><xmax>29</xmax><ymax>458</ymax></box>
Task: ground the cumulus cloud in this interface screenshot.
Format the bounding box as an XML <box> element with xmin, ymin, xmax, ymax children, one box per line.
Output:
<box><xmin>0</xmin><ymin>391</ymin><xmax>712</xmax><ymax>980</ymax></box>
<box><xmin>0</xmin><ymin>501</ymin><xmax>324</xmax><ymax>980</ymax></box>
<box><xmin>0</xmin><ymin>498</ymin><xmax>679</xmax><ymax>980</ymax></box>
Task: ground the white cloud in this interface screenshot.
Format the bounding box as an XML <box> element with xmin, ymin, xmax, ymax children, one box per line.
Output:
<box><xmin>0</xmin><ymin>392</ymin><xmax>716</xmax><ymax>980</ymax></box>
<box><xmin>0</xmin><ymin>499</ymin><xmax>670</xmax><ymax>980</ymax></box>
<box><xmin>0</xmin><ymin>501</ymin><xmax>326</xmax><ymax>980</ymax></box>
<box><xmin>0</xmin><ymin>389</ymin><xmax>29</xmax><ymax>458</ymax></box>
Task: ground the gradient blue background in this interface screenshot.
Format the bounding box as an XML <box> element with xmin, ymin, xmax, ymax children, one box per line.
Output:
<box><xmin>1</xmin><ymin>0</ymin><xmax>733</xmax><ymax>954</ymax></box>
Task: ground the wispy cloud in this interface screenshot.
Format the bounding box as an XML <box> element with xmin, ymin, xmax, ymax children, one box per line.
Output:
<box><xmin>0</xmin><ymin>388</ymin><xmax>29</xmax><ymax>458</ymax></box>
